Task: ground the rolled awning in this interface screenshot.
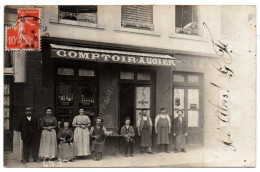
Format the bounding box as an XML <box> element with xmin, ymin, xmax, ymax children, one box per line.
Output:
<box><xmin>50</xmin><ymin>44</ymin><xmax>178</xmax><ymax>66</ymax></box>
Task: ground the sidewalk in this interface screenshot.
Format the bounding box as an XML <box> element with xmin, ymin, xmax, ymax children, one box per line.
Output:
<box><xmin>3</xmin><ymin>147</ymin><xmax>252</xmax><ymax>167</ymax></box>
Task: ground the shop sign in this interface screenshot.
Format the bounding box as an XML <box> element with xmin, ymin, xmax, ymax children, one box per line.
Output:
<box><xmin>51</xmin><ymin>49</ymin><xmax>177</xmax><ymax>66</ymax></box>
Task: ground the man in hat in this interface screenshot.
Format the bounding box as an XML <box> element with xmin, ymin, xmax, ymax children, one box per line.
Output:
<box><xmin>121</xmin><ymin>117</ymin><xmax>135</xmax><ymax>157</ymax></box>
<box><xmin>173</xmin><ymin>109</ymin><xmax>187</xmax><ymax>153</ymax></box>
<box><xmin>137</xmin><ymin>109</ymin><xmax>153</xmax><ymax>154</ymax></box>
<box><xmin>19</xmin><ymin>107</ymin><xmax>40</xmax><ymax>163</ymax></box>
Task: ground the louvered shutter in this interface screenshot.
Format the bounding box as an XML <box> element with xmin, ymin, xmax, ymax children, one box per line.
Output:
<box><xmin>121</xmin><ymin>5</ymin><xmax>154</xmax><ymax>30</ymax></box>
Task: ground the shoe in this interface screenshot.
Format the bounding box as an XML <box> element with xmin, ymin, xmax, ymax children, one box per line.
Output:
<box><xmin>148</xmin><ymin>152</ymin><xmax>154</xmax><ymax>154</ymax></box>
<box><xmin>174</xmin><ymin>149</ymin><xmax>178</xmax><ymax>153</ymax></box>
<box><xmin>130</xmin><ymin>154</ymin><xmax>134</xmax><ymax>157</ymax></box>
<box><xmin>125</xmin><ymin>154</ymin><xmax>129</xmax><ymax>157</ymax></box>
<box><xmin>141</xmin><ymin>151</ymin><xmax>144</xmax><ymax>154</ymax></box>
<box><xmin>22</xmin><ymin>160</ymin><xmax>28</xmax><ymax>164</ymax></box>
<box><xmin>182</xmin><ymin>149</ymin><xmax>187</xmax><ymax>153</ymax></box>
<box><xmin>166</xmin><ymin>151</ymin><xmax>170</xmax><ymax>153</ymax></box>
<box><xmin>33</xmin><ymin>160</ymin><xmax>41</xmax><ymax>163</ymax></box>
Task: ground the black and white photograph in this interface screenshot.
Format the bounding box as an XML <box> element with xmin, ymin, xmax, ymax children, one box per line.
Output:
<box><xmin>1</xmin><ymin>0</ymin><xmax>257</xmax><ymax>168</ymax></box>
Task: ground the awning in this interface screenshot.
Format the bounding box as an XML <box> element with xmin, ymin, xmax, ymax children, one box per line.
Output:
<box><xmin>50</xmin><ymin>44</ymin><xmax>178</xmax><ymax>66</ymax></box>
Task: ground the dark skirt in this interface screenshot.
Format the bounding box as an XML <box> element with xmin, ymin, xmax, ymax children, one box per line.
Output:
<box><xmin>175</xmin><ymin>134</ymin><xmax>186</xmax><ymax>150</ymax></box>
<box><xmin>141</xmin><ymin>128</ymin><xmax>152</xmax><ymax>147</ymax></box>
<box><xmin>91</xmin><ymin>141</ymin><xmax>105</xmax><ymax>153</ymax></box>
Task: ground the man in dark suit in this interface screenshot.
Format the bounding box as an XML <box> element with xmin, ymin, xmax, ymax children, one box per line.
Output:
<box><xmin>19</xmin><ymin>107</ymin><xmax>40</xmax><ymax>163</ymax></box>
<box><xmin>121</xmin><ymin>117</ymin><xmax>135</xmax><ymax>157</ymax></box>
<box><xmin>173</xmin><ymin>109</ymin><xmax>187</xmax><ymax>153</ymax></box>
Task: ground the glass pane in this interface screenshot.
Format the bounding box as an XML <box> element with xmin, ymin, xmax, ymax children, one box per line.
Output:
<box><xmin>188</xmin><ymin>75</ymin><xmax>199</xmax><ymax>83</ymax></box>
<box><xmin>58</xmin><ymin>83</ymin><xmax>74</xmax><ymax>106</ymax></box>
<box><xmin>173</xmin><ymin>74</ymin><xmax>185</xmax><ymax>82</ymax></box>
<box><xmin>188</xmin><ymin>110</ymin><xmax>199</xmax><ymax>127</ymax></box>
<box><xmin>175</xmin><ymin>5</ymin><xmax>199</xmax><ymax>35</ymax></box>
<box><xmin>4</xmin><ymin>96</ymin><xmax>10</xmax><ymax>106</ymax></box>
<box><xmin>4</xmin><ymin>107</ymin><xmax>9</xmax><ymax>118</ymax></box>
<box><xmin>136</xmin><ymin>87</ymin><xmax>150</xmax><ymax>109</ymax></box>
<box><xmin>137</xmin><ymin>72</ymin><xmax>151</xmax><ymax>80</ymax></box>
<box><xmin>173</xmin><ymin>88</ymin><xmax>185</xmax><ymax>109</ymax></box>
<box><xmin>58</xmin><ymin>68</ymin><xmax>74</xmax><ymax>76</ymax></box>
<box><xmin>57</xmin><ymin>108</ymin><xmax>74</xmax><ymax>117</ymax></box>
<box><xmin>78</xmin><ymin>85</ymin><xmax>95</xmax><ymax>108</ymax></box>
<box><xmin>4</xmin><ymin>84</ymin><xmax>10</xmax><ymax>95</ymax></box>
<box><xmin>120</xmin><ymin>71</ymin><xmax>134</xmax><ymax>80</ymax></box>
<box><xmin>79</xmin><ymin>69</ymin><xmax>95</xmax><ymax>77</ymax></box>
<box><xmin>136</xmin><ymin>109</ymin><xmax>150</xmax><ymax>125</ymax></box>
<box><xmin>4</xmin><ymin>119</ymin><xmax>9</xmax><ymax>130</ymax></box>
<box><xmin>188</xmin><ymin>89</ymin><xmax>199</xmax><ymax>109</ymax></box>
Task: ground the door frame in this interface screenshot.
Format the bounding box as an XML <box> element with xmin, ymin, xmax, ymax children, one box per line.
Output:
<box><xmin>172</xmin><ymin>72</ymin><xmax>204</xmax><ymax>146</ymax></box>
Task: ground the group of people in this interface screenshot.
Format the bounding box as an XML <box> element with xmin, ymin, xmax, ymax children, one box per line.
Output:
<box><xmin>19</xmin><ymin>106</ymin><xmax>187</xmax><ymax>164</ymax></box>
<box><xmin>123</xmin><ymin>107</ymin><xmax>187</xmax><ymax>156</ymax></box>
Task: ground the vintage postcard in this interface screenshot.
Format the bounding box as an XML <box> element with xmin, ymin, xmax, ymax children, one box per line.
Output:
<box><xmin>2</xmin><ymin>3</ymin><xmax>256</xmax><ymax>168</ymax></box>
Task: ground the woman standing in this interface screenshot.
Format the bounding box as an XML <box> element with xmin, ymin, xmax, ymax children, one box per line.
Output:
<box><xmin>57</xmin><ymin>120</ymin><xmax>74</xmax><ymax>161</ymax></box>
<box><xmin>72</xmin><ymin>108</ymin><xmax>91</xmax><ymax>158</ymax></box>
<box><xmin>39</xmin><ymin>107</ymin><xmax>58</xmax><ymax>159</ymax></box>
<box><xmin>154</xmin><ymin>107</ymin><xmax>171</xmax><ymax>153</ymax></box>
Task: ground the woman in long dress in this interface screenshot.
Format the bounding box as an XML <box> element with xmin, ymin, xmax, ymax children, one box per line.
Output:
<box><xmin>72</xmin><ymin>108</ymin><xmax>91</xmax><ymax>158</ymax></box>
<box><xmin>57</xmin><ymin>121</ymin><xmax>74</xmax><ymax>161</ymax></box>
<box><xmin>39</xmin><ymin>107</ymin><xmax>58</xmax><ymax>160</ymax></box>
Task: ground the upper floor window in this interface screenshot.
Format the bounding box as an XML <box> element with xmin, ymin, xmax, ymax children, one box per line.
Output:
<box><xmin>121</xmin><ymin>5</ymin><xmax>154</xmax><ymax>31</ymax></box>
<box><xmin>59</xmin><ymin>6</ymin><xmax>98</xmax><ymax>24</ymax></box>
<box><xmin>175</xmin><ymin>5</ymin><xmax>199</xmax><ymax>36</ymax></box>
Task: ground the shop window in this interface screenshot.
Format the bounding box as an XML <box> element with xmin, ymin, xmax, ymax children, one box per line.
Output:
<box><xmin>173</xmin><ymin>74</ymin><xmax>185</xmax><ymax>82</ymax></box>
<box><xmin>137</xmin><ymin>72</ymin><xmax>151</xmax><ymax>80</ymax></box>
<box><xmin>173</xmin><ymin>72</ymin><xmax>203</xmax><ymax>127</ymax></box>
<box><xmin>188</xmin><ymin>75</ymin><xmax>200</xmax><ymax>83</ymax></box>
<box><xmin>135</xmin><ymin>86</ymin><xmax>151</xmax><ymax>124</ymax></box>
<box><xmin>120</xmin><ymin>71</ymin><xmax>134</xmax><ymax>80</ymax></box>
<box><xmin>58</xmin><ymin>68</ymin><xmax>74</xmax><ymax>76</ymax></box>
<box><xmin>4</xmin><ymin>84</ymin><xmax>10</xmax><ymax>130</ymax></box>
<box><xmin>59</xmin><ymin>5</ymin><xmax>98</xmax><ymax>24</ymax></box>
<box><xmin>121</xmin><ymin>5</ymin><xmax>154</xmax><ymax>31</ymax></box>
<box><xmin>175</xmin><ymin>5</ymin><xmax>199</xmax><ymax>36</ymax></box>
<box><xmin>79</xmin><ymin>69</ymin><xmax>95</xmax><ymax>77</ymax></box>
<box><xmin>58</xmin><ymin>83</ymin><xmax>74</xmax><ymax>106</ymax></box>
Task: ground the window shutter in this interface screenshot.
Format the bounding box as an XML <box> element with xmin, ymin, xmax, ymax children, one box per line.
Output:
<box><xmin>121</xmin><ymin>5</ymin><xmax>154</xmax><ymax>30</ymax></box>
<box><xmin>221</xmin><ymin>6</ymin><xmax>242</xmax><ymax>41</ymax></box>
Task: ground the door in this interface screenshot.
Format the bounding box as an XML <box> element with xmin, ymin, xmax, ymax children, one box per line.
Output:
<box><xmin>173</xmin><ymin>73</ymin><xmax>204</xmax><ymax>145</ymax></box>
<box><xmin>119</xmin><ymin>83</ymin><xmax>135</xmax><ymax>127</ymax></box>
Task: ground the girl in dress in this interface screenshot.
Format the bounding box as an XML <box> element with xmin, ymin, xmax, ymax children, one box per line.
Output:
<box><xmin>57</xmin><ymin>120</ymin><xmax>74</xmax><ymax>161</ymax></box>
<box><xmin>72</xmin><ymin>108</ymin><xmax>91</xmax><ymax>159</ymax></box>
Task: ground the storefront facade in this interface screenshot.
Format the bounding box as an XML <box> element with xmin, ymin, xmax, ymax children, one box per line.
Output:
<box><xmin>5</xmin><ymin>5</ymin><xmax>242</xmax><ymax>155</ymax></box>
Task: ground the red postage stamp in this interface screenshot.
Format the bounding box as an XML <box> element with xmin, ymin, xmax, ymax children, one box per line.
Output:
<box><xmin>5</xmin><ymin>8</ymin><xmax>40</xmax><ymax>51</ymax></box>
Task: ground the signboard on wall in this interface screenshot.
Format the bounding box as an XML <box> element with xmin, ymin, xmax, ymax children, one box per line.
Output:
<box><xmin>50</xmin><ymin>44</ymin><xmax>178</xmax><ymax>67</ymax></box>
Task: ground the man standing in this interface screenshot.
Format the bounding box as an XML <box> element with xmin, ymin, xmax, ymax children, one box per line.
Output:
<box><xmin>155</xmin><ymin>107</ymin><xmax>171</xmax><ymax>153</ymax></box>
<box><xmin>137</xmin><ymin>109</ymin><xmax>153</xmax><ymax>154</ymax></box>
<box><xmin>19</xmin><ymin>107</ymin><xmax>40</xmax><ymax>163</ymax></box>
<box><xmin>173</xmin><ymin>109</ymin><xmax>187</xmax><ymax>153</ymax></box>
<box><xmin>90</xmin><ymin>117</ymin><xmax>108</xmax><ymax>161</ymax></box>
<box><xmin>121</xmin><ymin>117</ymin><xmax>135</xmax><ymax>157</ymax></box>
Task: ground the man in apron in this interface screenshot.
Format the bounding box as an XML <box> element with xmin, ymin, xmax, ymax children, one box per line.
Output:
<box><xmin>137</xmin><ymin>109</ymin><xmax>153</xmax><ymax>154</ymax></box>
<box><xmin>155</xmin><ymin>107</ymin><xmax>171</xmax><ymax>153</ymax></box>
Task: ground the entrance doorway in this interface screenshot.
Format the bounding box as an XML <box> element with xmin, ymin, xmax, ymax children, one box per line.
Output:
<box><xmin>119</xmin><ymin>84</ymin><xmax>135</xmax><ymax>127</ymax></box>
<box><xmin>119</xmin><ymin>84</ymin><xmax>152</xmax><ymax>128</ymax></box>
